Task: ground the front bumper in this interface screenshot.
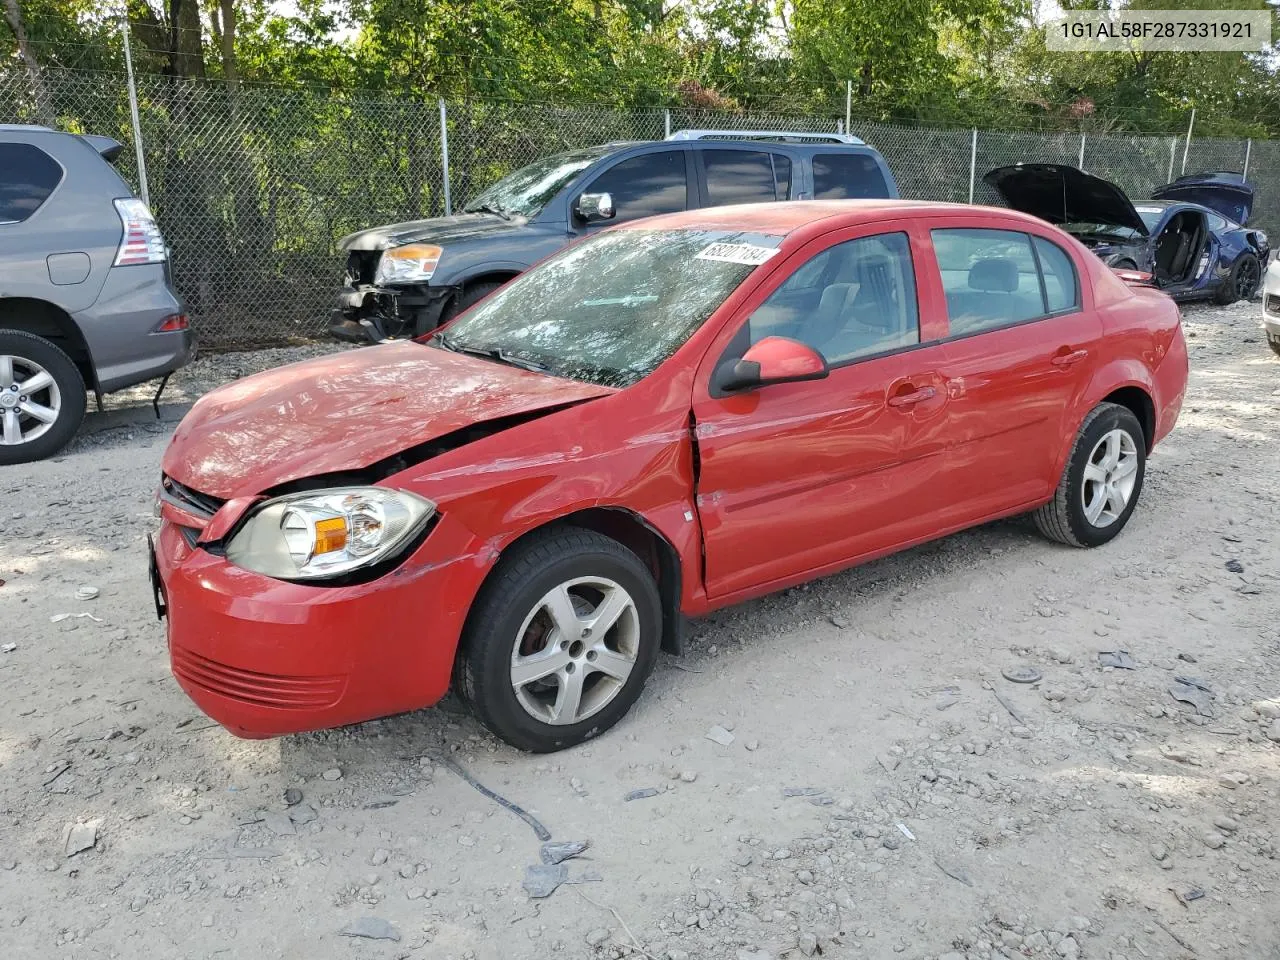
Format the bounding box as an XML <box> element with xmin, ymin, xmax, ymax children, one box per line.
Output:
<box><xmin>330</xmin><ymin>282</ymin><xmax>456</xmax><ymax>343</ymax></box>
<box><xmin>1265</xmin><ymin>263</ymin><xmax>1280</xmax><ymax>344</ymax></box>
<box><xmin>151</xmin><ymin>511</ymin><xmax>487</xmax><ymax>738</ymax></box>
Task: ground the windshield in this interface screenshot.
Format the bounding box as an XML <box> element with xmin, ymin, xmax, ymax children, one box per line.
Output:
<box><xmin>434</xmin><ymin>228</ymin><xmax>781</xmax><ymax>388</ymax></box>
<box><xmin>1062</xmin><ymin>220</ymin><xmax>1145</xmax><ymax>241</ymax></box>
<box><xmin>463</xmin><ymin>145</ymin><xmax>618</xmax><ymax>219</ymax></box>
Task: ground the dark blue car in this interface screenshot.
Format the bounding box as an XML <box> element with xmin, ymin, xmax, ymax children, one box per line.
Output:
<box><xmin>985</xmin><ymin>165</ymin><xmax>1269</xmax><ymax>304</ymax></box>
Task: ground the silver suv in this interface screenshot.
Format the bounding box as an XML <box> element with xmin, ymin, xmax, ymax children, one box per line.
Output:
<box><xmin>0</xmin><ymin>124</ymin><xmax>193</xmax><ymax>464</ymax></box>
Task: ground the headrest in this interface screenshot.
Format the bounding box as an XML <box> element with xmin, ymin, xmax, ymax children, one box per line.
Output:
<box><xmin>968</xmin><ymin>257</ymin><xmax>1018</xmax><ymax>293</ymax></box>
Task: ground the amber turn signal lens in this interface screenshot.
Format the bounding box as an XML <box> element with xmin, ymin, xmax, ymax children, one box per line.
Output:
<box><xmin>313</xmin><ymin>516</ymin><xmax>348</xmax><ymax>555</ymax></box>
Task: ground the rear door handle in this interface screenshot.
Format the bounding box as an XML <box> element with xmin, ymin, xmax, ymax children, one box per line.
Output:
<box><xmin>887</xmin><ymin>385</ymin><xmax>936</xmax><ymax>408</ymax></box>
<box><xmin>1051</xmin><ymin>348</ymin><xmax>1089</xmax><ymax>367</ymax></box>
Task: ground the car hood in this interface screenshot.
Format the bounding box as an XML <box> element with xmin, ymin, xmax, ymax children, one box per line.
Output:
<box><xmin>983</xmin><ymin>164</ymin><xmax>1148</xmax><ymax>236</ymax></box>
<box><xmin>339</xmin><ymin>212</ymin><xmax>527</xmax><ymax>251</ymax></box>
<box><xmin>1151</xmin><ymin>172</ymin><xmax>1254</xmax><ymax>226</ymax></box>
<box><xmin>162</xmin><ymin>342</ymin><xmax>615</xmax><ymax>500</ymax></box>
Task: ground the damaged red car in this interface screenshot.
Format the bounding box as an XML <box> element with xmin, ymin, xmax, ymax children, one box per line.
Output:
<box><xmin>150</xmin><ymin>200</ymin><xmax>1188</xmax><ymax>752</ymax></box>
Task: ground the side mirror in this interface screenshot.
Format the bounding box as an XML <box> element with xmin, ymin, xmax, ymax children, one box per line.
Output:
<box><xmin>715</xmin><ymin>336</ymin><xmax>829</xmax><ymax>393</ymax></box>
<box><xmin>575</xmin><ymin>192</ymin><xmax>615</xmax><ymax>223</ymax></box>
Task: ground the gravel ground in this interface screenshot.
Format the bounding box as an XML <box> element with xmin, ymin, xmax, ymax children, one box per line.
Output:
<box><xmin>2</xmin><ymin>300</ymin><xmax>1279</xmax><ymax>960</ymax></box>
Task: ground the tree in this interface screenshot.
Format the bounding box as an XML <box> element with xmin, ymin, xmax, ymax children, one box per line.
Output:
<box><xmin>2</xmin><ymin>0</ymin><xmax>53</xmax><ymax>120</ymax></box>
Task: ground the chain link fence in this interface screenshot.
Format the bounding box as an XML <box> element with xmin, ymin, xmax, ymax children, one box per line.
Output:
<box><xmin>0</xmin><ymin>67</ymin><xmax>1274</xmax><ymax>349</ymax></box>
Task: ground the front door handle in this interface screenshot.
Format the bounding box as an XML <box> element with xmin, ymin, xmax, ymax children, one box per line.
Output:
<box><xmin>1051</xmin><ymin>348</ymin><xmax>1089</xmax><ymax>367</ymax></box>
<box><xmin>887</xmin><ymin>385</ymin><xmax>936</xmax><ymax>408</ymax></box>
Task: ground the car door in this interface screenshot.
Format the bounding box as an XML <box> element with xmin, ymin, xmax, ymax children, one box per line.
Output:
<box><xmin>691</xmin><ymin>222</ymin><xmax>952</xmax><ymax>599</ymax></box>
<box><xmin>925</xmin><ymin>221</ymin><xmax>1102</xmax><ymax>526</ymax></box>
<box><xmin>571</xmin><ymin>148</ymin><xmax>691</xmax><ymax>234</ymax></box>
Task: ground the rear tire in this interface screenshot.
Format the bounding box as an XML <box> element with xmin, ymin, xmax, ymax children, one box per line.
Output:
<box><xmin>1034</xmin><ymin>403</ymin><xmax>1146</xmax><ymax>548</ymax></box>
<box><xmin>0</xmin><ymin>330</ymin><xmax>86</xmax><ymax>465</ymax></box>
<box><xmin>1215</xmin><ymin>253</ymin><xmax>1260</xmax><ymax>305</ymax></box>
<box><xmin>1270</xmin><ymin>339</ymin><xmax>1280</xmax><ymax>359</ymax></box>
<box><xmin>454</xmin><ymin>527</ymin><xmax>663</xmax><ymax>752</ymax></box>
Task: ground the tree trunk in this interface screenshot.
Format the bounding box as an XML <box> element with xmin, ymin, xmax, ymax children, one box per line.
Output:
<box><xmin>167</xmin><ymin>0</ymin><xmax>205</xmax><ymax>78</ymax></box>
<box><xmin>218</xmin><ymin>0</ymin><xmax>237</xmax><ymax>88</ymax></box>
<box><xmin>2</xmin><ymin>0</ymin><xmax>54</xmax><ymax>122</ymax></box>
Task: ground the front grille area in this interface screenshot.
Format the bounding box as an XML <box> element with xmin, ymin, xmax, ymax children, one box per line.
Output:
<box><xmin>1266</xmin><ymin>293</ymin><xmax>1280</xmax><ymax>318</ymax></box>
<box><xmin>161</xmin><ymin>474</ymin><xmax>226</xmax><ymax>523</ymax></box>
<box><xmin>173</xmin><ymin>647</ymin><xmax>346</xmax><ymax>710</ymax></box>
<box><xmin>345</xmin><ymin>250</ymin><xmax>380</xmax><ymax>286</ymax></box>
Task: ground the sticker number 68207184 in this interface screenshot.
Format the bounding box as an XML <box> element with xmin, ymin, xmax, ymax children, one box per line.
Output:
<box><xmin>695</xmin><ymin>242</ymin><xmax>780</xmax><ymax>266</ymax></box>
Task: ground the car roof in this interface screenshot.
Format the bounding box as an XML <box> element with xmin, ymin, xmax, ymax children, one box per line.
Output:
<box><xmin>619</xmin><ymin>199</ymin><xmax>1046</xmax><ymax>237</ymax></box>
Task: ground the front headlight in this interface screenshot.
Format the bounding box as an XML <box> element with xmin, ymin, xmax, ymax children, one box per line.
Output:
<box><xmin>225</xmin><ymin>487</ymin><xmax>435</xmax><ymax>581</ymax></box>
<box><xmin>374</xmin><ymin>244</ymin><xmax>443</xmax><ymax>285</ymax></box>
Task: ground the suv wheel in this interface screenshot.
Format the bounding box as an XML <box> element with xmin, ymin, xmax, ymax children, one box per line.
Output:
<box><xmin>1034</xmin><ymin>402</ymin><xmax>1146</xmax><ymax>548</ymax></box>
<box><xmin>454</xmin><ymin>527</ymin><xmax>662</xmax><ymax>752</ymax></box>
<box><xmin>0</xmin><ymin>330</ymin><xmax>87</xmax><ymax>465</ymax></box>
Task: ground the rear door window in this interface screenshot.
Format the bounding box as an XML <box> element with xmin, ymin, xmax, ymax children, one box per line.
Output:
<box><xmin>585</xmin><ymin>151</ymin><xmax>688</xmax><ymax>223</ymax></box>
<box><xmin>703</xmin><ymin>150</ymin><xmax>788</xmax><ymax>206</ymax></box>
<box><xmin>932</xmin><ymin>228</ymin><xmax>1047</xmax><ymax>335</ymax></box>
<box><xmin>812</xmin><ymin>153</ymin><xmax>890</xmax><ymax>200</ymax></box>
<box><xmin>0</xmin><ymin>143</ymin><xmax>64</xmax><ymax>223</ymax></box>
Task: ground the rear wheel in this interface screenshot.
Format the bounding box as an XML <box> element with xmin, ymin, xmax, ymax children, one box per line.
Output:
<box><xmin>1034</xmin><ymin>402</ymin><xmax>1146</xmax><ymax>548</ymax></box>
<box><xmin>454</xmin><ymin>527</ymin><xmax>663</xmax><ymax>752</ymax></box>
<box><xmin>0</xmin><ymin>330</ymin><xmax>86</xmax><ymax>465</ymax></box>
<box><xmin>1270</xmin><ymin>339</ymin><xmax>1280</xmax><ymax>358</ymax></box>
<box><xmin>1215</xmin><ymin>253</ymin><xmax>1260</xmax><ymax>305</ymax></box>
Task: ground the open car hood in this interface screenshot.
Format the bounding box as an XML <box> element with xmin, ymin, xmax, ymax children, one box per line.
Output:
<box><xmin>1151</xmin><ymin>172</ymin><xmax>1253</xmax><ymax>226</ymax></box>
<box><xmin>983</xmin><ymin>164</ymin><xmax>1148</xmax><ymax>236</ymax></box>
<box><xmin>162</xmin><ymin>342</ymin><xmax>614</xmax><ymax>500</ymax></box>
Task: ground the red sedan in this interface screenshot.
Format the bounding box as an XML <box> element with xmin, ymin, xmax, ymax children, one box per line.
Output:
<box><xmin>151</xmin><ymin>201</ymin><xmax>1188</xmax><ymax>752</ymax></box>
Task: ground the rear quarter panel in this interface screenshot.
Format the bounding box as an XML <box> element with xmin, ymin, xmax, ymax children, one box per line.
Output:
<box><xmin>0</xmin><ymin>132</ymin><xmax>126</xmax><ymax>313</ymax></box>
<box><xmin>1079</xmin><ymin>260</ymin><xmax>1186</xmax><ymax>452</ymax></box>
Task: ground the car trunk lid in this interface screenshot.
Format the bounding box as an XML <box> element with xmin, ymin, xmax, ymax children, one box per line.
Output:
<box><xmin>1151</xmin><ymin>172</ymin><xmax>1254</xmax><ymax>226</ymax></box>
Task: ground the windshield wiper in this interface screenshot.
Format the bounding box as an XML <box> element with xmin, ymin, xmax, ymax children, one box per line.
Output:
<box><xmin>465</xmin><ymin>203</ymin><xmax>512</xmax><ymax>221</ymax></box>
<box><xmin>432</xmin><ymin>332</ymin><xmax>547</xmax><ymax>373</ymax></box>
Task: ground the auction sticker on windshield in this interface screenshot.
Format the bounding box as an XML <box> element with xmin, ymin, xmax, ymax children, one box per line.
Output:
<box><xmin>696</xmin><ymin>242</ymin><xmax>781</xmax><ymax>266</ymax></box>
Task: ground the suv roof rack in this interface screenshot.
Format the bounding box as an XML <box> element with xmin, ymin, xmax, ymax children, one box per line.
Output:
<box><xmin>666</xmin><ymin>128</ymin><xmax>865</xmax><ymax>145</ymax></box>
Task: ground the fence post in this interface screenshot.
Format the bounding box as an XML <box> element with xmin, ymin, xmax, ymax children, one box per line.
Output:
<box><xmin>1181</xmin><ymin>107</ymin><xmax>1195</xmax><ymax>176</ymax></box>
<box><xmin>845</xmin><ymin>80</ymin><xmax>852</xmax><ymax>134</ymax></box>
<box><xmin>664</xmin><ymin>108</ymin><xmax>670</xmax><ymax>139</ymax></box>
<box><xmin>120</xmin><ymin>19</ymin><xmax>150</xmax><ymax>206</ymax></box>
<box><xmin>1078</xmin><ymin>132</ymin><xmax>1086</xmax><ymax>171</ymax></box>
<box><xmin>836</xmin><ymin>119</ymin><xmax>843</xmax><ymax>134</ymax></box>
<box><xmin>438</xmin><ymin>98</ymin><xmax>451</xmax><ymax>215</ymax></box>
<box><xmin>968</xmin><ymin>129</ymin><xmax>978</xmax><ymax>204</ymax></box>
<box><xmin>1243</xmin><ymin>138</ymin><xmax>1252</xmax><ymax>179</ymax></box>
<box><xmin>1167</xmin><ymin>138</ymin><xmax>1177</xmax><ymax>182</ymax></box>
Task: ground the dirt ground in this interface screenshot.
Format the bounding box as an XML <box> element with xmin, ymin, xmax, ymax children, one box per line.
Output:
<box><xmin>2</xmin><ymin>299</ymin><xmax>1279</xmax><ymax>960</ymax></box>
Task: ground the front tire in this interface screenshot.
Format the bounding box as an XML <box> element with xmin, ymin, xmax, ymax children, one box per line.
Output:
<box><xmin>1034</xmin><ymin>403</ymin><xmax>1146</xmax><ymax>548</ymax></box>
<box><xmin>454</xmin><ymin>527</ymin><xmax>663</xmax><ymax>752</ymax></box>
<box><xmin>441</xmin><ymin>280</ymin><xmax>505</xmax><ymax>324</ymax></box>
<box><xmin>1215</xmin><ymin>253</ymin><xmax>1260</xmax><ymax>305</ymax></box>
<box><xmin>0</xmin><ymin>330</ymin><xmax>86</xmax><ymax>465</ymax></box>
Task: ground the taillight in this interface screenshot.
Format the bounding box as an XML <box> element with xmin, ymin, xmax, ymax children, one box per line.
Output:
<box><xmin>154</xmin><ymin>313</ymin><xmax>188</xmax><ymax>332</ymax></box>
<box><xmin>113</xmin><ymin>198</ymin><xmax>167</xmax><ymax>266</ymax></box>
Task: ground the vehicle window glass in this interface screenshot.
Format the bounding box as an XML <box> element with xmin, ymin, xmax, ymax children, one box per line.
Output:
<box><xmin>774</xmin><ymin>155</ymin><xmax>792</xmax><ymax>200</ymax></box>
<box><xmin>703</xmin><ymin>150</ymin><xmax>781</xmax><ymax>206</ymax></box>
<box><xmin>586</xmin><ymin>151</ymin><xmax>687</xmax><ymax>223</ymax></box>
<box><xmin>464</xmin><ymin>144</ymin><xmax>616</xmax><ymax>219</ymax></box>
<box><xmin>1032</xmin><ymin>236</ymin><xmax>1080</xmax><ymax>313</ymax></box>
<box><xmin>932</xmin><ymin>228</ymin><xmax>1046</xmax><ymax>335</ymax></box>
<box><xmin>812</xmin><ymin>153</ymin><xmax>890</xmax><ymax>200</ymax></box>
<box><xmin>0</xmin><ymin>143</ymin><xmax>63</xmax><ymax>223</ymax></box>
<box><xmin>441</xmin><ymin>227</ymin><xmax>778</xmax><ymax>388</ymax></box>
<box><xmin>746</xmin><ymin>232</ymin><xmax>919</xmax><ymax>365</ymax></box>
<box><xmin>1205</xmin><ymin>212</ymin><xmax>1229</xmax><ymax>232</ymax></box>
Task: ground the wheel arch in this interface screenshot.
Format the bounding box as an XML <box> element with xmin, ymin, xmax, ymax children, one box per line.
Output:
<box><xmin>487</xmin><ymin>506</ymin><xmax>685</xmax><ymax>655</ymax></box>
<box><xmin>1101</xmin><ymin>384</ymin><xmax>1156</xmax><ymax>453</ymax></box>
<box><xmin>0</xmin><ymin>297</ymin><xmax>98</xmax><ymax>395</ymax></box>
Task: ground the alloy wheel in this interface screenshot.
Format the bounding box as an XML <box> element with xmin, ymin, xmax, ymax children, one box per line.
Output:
<box><xmin>509</xmin><ymin>576</ymin><xmax>640</xmax><ymax>726</ymax></box>
<box><xmin>0</xmin><ymin>354</ymin><xmax>62</xmax><ymax>447</ymax></box>
<box><xmin>1081</xmin><ymin>428</ymin><xmax>1139</xmax><ymax>528</ymax></box>
<box><xmin>1237</xmin><ymin>257</ymin><xmax>1260</xmax><ymax>299</ymax></box>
